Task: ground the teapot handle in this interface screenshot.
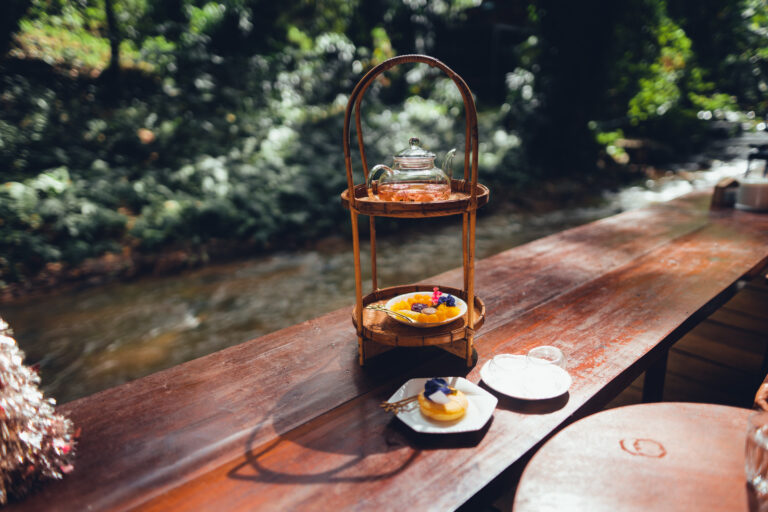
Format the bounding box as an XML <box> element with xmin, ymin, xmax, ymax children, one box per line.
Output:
<box><xmin>367</xmin><ymin>164</ymin><xmax>393</xmax><ymax>194</ymax></box>
<box><xmin>442</xmin><ymin>148</ymin><xmax>456</xmax><ymax>179</ymax></box>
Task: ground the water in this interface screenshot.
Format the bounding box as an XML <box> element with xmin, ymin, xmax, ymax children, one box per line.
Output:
<box><xmin>0</xmin><ymin>154</ymin><xmax>755</xmax><ymax>403</ymax></box>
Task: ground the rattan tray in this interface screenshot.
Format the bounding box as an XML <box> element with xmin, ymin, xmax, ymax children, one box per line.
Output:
<box><xmin>352</xmin><ymin>284</ymin><xmax>485</xmax><ymax>347</ymax></box>
<box><xmin>341</xmin><ymin>180</ymin><xmax>489</xmax><ymax>218</ymax></box>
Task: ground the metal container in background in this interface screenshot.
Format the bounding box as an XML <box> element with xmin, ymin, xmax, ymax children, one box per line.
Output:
<box><xmin>736</xmin><ymin>176</ymin><xmax>768</xmax><ymax>211</ymax></box>
<box><xmin>736</xmin><ymin>144</ymin><xmax>768</xmax><ymax>212</ymax></box>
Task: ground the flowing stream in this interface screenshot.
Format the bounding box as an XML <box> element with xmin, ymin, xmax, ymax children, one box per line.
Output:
<box><xmin>1</xmin><ymin>136</ymin><xmax>762</xmax><ymax>404</ymax></box>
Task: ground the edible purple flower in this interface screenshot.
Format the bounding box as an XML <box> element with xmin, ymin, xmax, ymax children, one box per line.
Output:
<box><xmin>411</xmin><ymin>302</ymin><xmax>428</xmax><ymax>312</ymax></box>
<box><xmin>424</xmin><ymin>377</ymin><xmax>455</xmax><ymax>401</ymax></box>
<box><xmin>437</xmin><ymin>294</ymin><xmax>456</xmax><ymax>307</ymax></box>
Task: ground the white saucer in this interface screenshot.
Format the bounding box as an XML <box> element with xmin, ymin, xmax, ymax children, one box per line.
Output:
<box><xmin>386</xmin><ymin>377</ymin><xmax>497</xmax><ymax>434</ymax></box>
<box><xmin>480</xmin><ymin>355</ymin><xmax>572</xmax><ymax>400</ymax></box>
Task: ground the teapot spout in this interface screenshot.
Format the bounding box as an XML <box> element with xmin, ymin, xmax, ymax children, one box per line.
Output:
<box><xmin>442</xmin><ymin>149</ymin><xmax>456</xmax><ymax>179</ymax></box>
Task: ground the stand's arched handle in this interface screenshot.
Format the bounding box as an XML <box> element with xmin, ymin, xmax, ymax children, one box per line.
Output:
<box><xmin>342</xmin><ymin>54</ymin><xmax>479</xmax><ymax>211</ymax></box>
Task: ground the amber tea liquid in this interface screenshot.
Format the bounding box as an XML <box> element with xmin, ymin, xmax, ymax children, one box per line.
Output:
<box><xmin>376</xmin><ymin>183</ymin><xmax>451</xmax><ymax>202</ymax></box>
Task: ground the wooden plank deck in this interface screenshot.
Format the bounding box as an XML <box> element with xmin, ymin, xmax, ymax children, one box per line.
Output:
<box><xmin>606</xmin><ymin>271</ymin><xmax>768</xmax><ymax>409</ymax></box>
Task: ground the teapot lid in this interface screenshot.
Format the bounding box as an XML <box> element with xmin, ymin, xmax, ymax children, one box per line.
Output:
<box><xmin>395</xmin><ymin>137</ymin><xmax>436</xmax><ymax>160</ymax></box>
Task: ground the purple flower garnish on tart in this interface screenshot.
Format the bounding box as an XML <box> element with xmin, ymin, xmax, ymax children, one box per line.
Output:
<box><xmin>424</xmin><ymin>377</ymin><xmax>456</xmax><ymax>402</ymax></box>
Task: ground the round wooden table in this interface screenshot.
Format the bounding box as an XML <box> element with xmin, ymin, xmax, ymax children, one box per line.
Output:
<box><xmin>514</xmin><ymin>402</ymin><xmax>752</xmax><ymax>511</ymax></box>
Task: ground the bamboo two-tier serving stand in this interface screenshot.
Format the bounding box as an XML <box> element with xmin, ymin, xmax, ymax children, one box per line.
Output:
<box><xmin>341</xmin><ymin>54</ymin><xmax>489</xmax><ymax>367</ymax></box>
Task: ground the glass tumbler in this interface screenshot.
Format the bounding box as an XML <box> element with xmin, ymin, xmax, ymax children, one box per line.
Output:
<box><xmin>746</xmin><ymin>411</ymin><xmax>768</xmax><ymax>496</ymax></box>
<box><xmin>526</xmin><ymin>345</ymin><xmax>566</xmax><ymax>369</ymax></box>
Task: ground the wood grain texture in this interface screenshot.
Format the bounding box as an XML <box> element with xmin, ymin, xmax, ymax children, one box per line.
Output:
<box><xmin>513</xmin><ymin>403</ymin><xmax>752</xmax><ymax>512</ymax></box>
<box><xmin>7</xmin><ymin>192</ymin><xmax>768</xmax><ymax>511</ymax></box>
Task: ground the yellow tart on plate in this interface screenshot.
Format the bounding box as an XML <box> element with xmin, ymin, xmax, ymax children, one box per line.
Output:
<box><xmin>418</xmin><ymin>378</ymin><xmax>468</xmax><ymax>421</ymax></box>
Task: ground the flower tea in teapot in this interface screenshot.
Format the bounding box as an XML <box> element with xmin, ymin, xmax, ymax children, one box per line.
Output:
<box><xmin>367</xmin><ymin>137</ymin><xmax>455</xmax><ymax>202</ymax></box>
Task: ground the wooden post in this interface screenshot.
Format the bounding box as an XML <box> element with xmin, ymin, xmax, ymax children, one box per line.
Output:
<box><xmin>641</xmin><ymin>350</ymin><xmax>668</xmax><ymax>402</ymax></box>
<box><xmin>351</xmin><ymin>211</ymin><xmax>364</xmax><ymax>365</ymax></box>
<box><xmin>466</xmin><ymin>209</ymin><xmax>477</xmax><ymax>366</ymax></box>
<box><xmin>462</xmin><ymin>211</ymin><xmax>469</xmax><ymax>292</ymax></box>
<box><xmin>370</xmin><ymin>216</ymin><xmax>377</xmax><ymax>291</ymax></box>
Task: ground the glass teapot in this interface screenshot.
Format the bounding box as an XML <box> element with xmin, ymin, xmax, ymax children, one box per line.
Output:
<box><xmin>367</xmin><ymin>137</ymin><xmax>456</xmax><ymax>202</ymax></box>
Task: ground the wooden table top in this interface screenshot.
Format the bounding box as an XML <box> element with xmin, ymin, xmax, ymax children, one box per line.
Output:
<box><xmin>8</xmin><ymin>192</ymin><xmax>768</xmax><ymax>511</ymax></box>
<box><xmin>513</xmin><ymin>402</ymin><xmax>753</xmax><ymax>511</ymax></box>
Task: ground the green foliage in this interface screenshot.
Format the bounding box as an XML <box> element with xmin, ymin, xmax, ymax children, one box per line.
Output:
<box><xmin>187</xmin><ymin>3</ymin><xmax>226</xmax><ymax>35</ymax></box>
<box><xmin>15</xmin><ymin>17</ymin><xmax>143</xmax><ymax>70</ymax></box>
<box><xmin>2</xmin><ymin>0</ymin><xmax>768</xmax><ymax>287</ymax></box>
<box><xmin>513</xmin><ymin>0</ymin><xmax>768</xmax><ymax>173</ymax></box>
<box><xmin>0</xmin><ymin>23</ymin><xmax>519</xmax><ymax>284</ymax></box>
<box><xmin>0</xmin><ymin>0</ymin><xmax>31</xmax><ymax>57</ymax></box>
<box><xmin>371</xmin><ymin>27</ymin><xmax>394</xmax><ymax>63</ymax></box>
<box><xmin>12</xmin><ymin>1</ymin><xmax>146</xmax><ymax>70</ymax></box>
<box><xmin>627</xmin><ymin>13</ymin><xmax>691</xmax><ymax>122</ymax></box>
<box><xmin>667</xmin><ymin>0</ymin><xmax>768</xmax><ymax>111</ymax></box>
<box><xmin>688</xmin><ymin>92</ymin><xmax>738</xmax><ymax>112</ymax></box>
<box><xmin>0</xmin><ymin>167</ymin><xmax>126</xmax><ymax>282</ymax></box>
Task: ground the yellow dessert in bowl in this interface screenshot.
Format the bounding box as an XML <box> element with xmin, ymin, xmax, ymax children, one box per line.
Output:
<box><xmin>387</xmin><ymin>288</ymin><xmax>464</xmax><ymax>325</ymax></box>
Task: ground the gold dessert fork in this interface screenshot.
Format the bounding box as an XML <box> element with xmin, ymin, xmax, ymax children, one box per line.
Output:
<box><xmin>380</xmin><ymin>395</ymin><xmax>419</xmax><ymax>413</ymax></box>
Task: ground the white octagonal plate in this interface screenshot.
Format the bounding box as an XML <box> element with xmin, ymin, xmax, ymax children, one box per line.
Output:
<box><xmin>387</xmin><ymin>377</ymin><xmax>497</xmax><ymax>434</ymax></box>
